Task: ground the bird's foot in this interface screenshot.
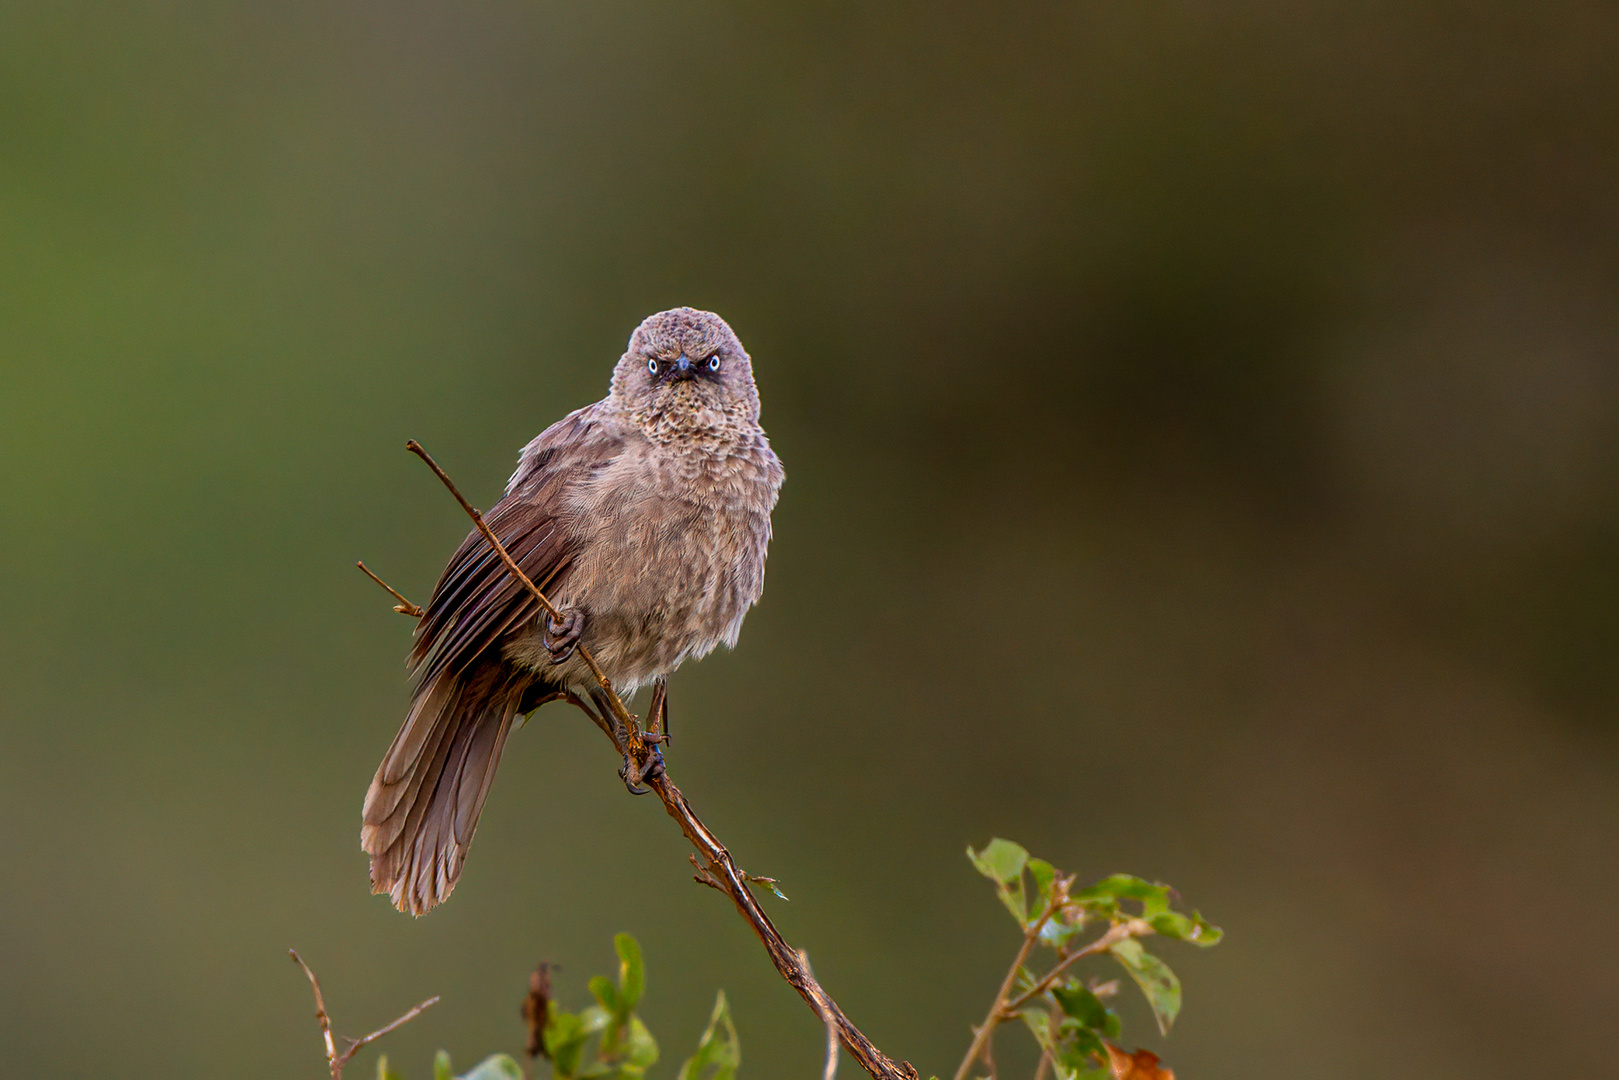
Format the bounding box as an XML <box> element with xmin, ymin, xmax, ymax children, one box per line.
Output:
<box><xmin>542</xmin><ymin>608</ymin><xmax>584</xmax><ymax>664</ymax></box>
<box><xmin>618</xmin><ymin>744</ymin><xmax>666</xmax><ymax>794</ymax></box>
<box><xmin>647</xmin><ymin>677</ymin><xmax>672</xmax><ymax>745</ymax></box>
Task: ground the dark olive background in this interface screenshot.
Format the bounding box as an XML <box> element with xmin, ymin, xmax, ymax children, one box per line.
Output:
<box><xmin>3</xmin><ymin>3</ymin><xmax>1618</xmax><ymax>1077</ymax></box>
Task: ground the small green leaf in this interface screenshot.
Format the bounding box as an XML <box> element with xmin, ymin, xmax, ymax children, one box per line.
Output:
<box><xmin>553</xmin><ymin>1039</ymin><xmax>584</xmax><ymax>1078</ymax></box>
<box><xmin>459</xmin><ymin>1054</ymin><xmax>525</xmax><ymax>1080</ymax></box>
<box><xmin>1039</xmin><ymin>911</ymin><xmax>1092</xmax><ymax>951</ymax></box>
<box><xmin>1110</xmin><ymin>939</ymin><xmax>1181</xmax><ymax>1035</ymax></box>
<box><xmin>1060</xmin><ymin>1021</ymin><xmax>1108</xmax><ymax>1062</ymax></box>
<box><xmin>434</xmin><ymin>1050</ymin><xmax>454</xmax><ymax>1080</ymax></box>
<box><xmin>589</xmin><ymin>974</ymin><xmax>621</xmax><ymax>1014</ymax></box>
<box><xmin>622</xmin><ymin>1015</ymin><xmax>660</xmax><ymax>1073</ymax></box>
<box><xmin>751</xmin><ymin>877</ymin><xmax>790</xmax><ymax>901</ymax></box>
<box><xmin>1147</xmin><ymin>909</ymin><xmax>1224</xmax><ymax>947</ymax></box>
<box><xmin>1027</xmin><ymin>858</ymin><xmax>1057</xmax><ymax>909</ymax></box>
<box><xmin>1050</xmin><ymin>985</ymin><xmax>1118</xmax><ymax>1037</ymax></box>
<box><xmin>678</xmin><ymin>990</ymin><xmax>740</xmax><ymax>1080</ymax></box>
<box><xmin>615</xmin><ymin>933</ymin><xmax>645</xmax><ymax>1012</ymax></box>
<box><xmin>1074</xmin><ymin>875</ymin><xmax>1170</xmax><ymax>917</ymax></box>
<box><xmin>1017</xmin><ymin>1006</ymin><xmax>1055</xmax><ymax>1051</ymax></box>
<box><xmin>376</xmin><ymin>1054</ymin><xmax>402</xmax><ymax>1080</ymax></box>
<box><xmin>1055</xmin><ymin>1030</ymin><xmax>1112</xmax><ymax>1080</ymax></box>
<box><xmin>546</xmin><ymin>1011</ymin><xmax>594</xmax><ymax>1077</ymax></box>
<box><xmin>968</xmin><ymin>839</ymin><xmax>1029</xmax><ymax>885</ymax></box>
<box><xmin>577</xmin><ymin>1005</ymin><xmax>613</xmax><ymax>1037</ymax></box>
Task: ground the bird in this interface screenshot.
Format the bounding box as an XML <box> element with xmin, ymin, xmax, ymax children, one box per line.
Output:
<box><xmin>362</xmin><ymin>307</ymin><xmax>785</xmax><ymax>915</ymax></box>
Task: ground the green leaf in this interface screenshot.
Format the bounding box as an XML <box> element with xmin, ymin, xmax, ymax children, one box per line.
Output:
<box><xmin>1039</xmin><ymin>911</ymin><xmax>1092</xmax><ymax>951</ymax></box>
<box><xmin>615</xmin><ymin>933</ymin><xmax>645</xmax><ymax>1012</ymax></box>
<box><xmin>1027</xmin><ymin>858</ymin><xmax>1057</xmax><ymax>909</ymax></box>
<box><xmin>1110</xmin><ymin>939</ymin><xmax>1181</xmax><ymax>1035</ymax></box>
<box><xmin>1050</xmin><ymin>985</ymin><xmax>1118</xmax><ymax>1037</ymax></box>
<box><xmin>577</xmin><ymin>1005</ymin><xmax>613</xmax><ymax>1037</ymax></box>
<box><xmin>433</xmin><ymin>1050</ymin><xmax>454</xmax><ymax>1080</ymax></box>
<box><xmin>589</xmin><ymin>975</ymin><xmax>621</xmax><ymax>1015</ymax></box>
<box><xmin>553</xmin><ymin>1040</ymin><xmax>584</xmax><ymax>1078</ymax></box>
<box><xmin>1017</xmin><ymin>1006</ymin><xmax>1055</xmax><ymax>1051</ymax></box>
<box><xmin>1060</xmin><ymin>1021</ymin><xmax>1108</xmax><ymax>1062</ymax></box>
<box><xmin>622</xmin><ymin>1015</ymin><xmax>660</xmax><ymax>1073</ymax></box>
<box><xmin>1055</xmin><ymin>1030</ymin><xmax>1112</xmax><ymax>1080</ymax></box>
<box><xmin>677</xmin><ymin>990</ymin><xmax>741</xmax><ymax>1080</ymax></box>
<box><xmin>1147</xmin><ymin>909</ymin><xmax>1224</xmax><ymax>947</ymax></box>
<box><xmin>460</xmin><ymin>1054</ymin><xmax>525</xmax><ymax>1080</ymax></box>
<box><xmin>968</xmin><ymin>839</ymin><xmax>1031</xmax><ymax>923</ymax></box>
<box><xmin>1074</xmin><ymin>875</ymin><xmax>1170</xmax><ymax>917</ymax></box>
<box><xmin>546</xmin><ymin>1011</ymin><xmax>593</xmax><ymax>1077</ymax></box>
<box><xmin>376</xmin><ymin>1054</ymin><xmax>403</xmax><ymax>1080</ymax></box>
<box><xmin>968</xmin><ymin>839</ymin><xmax>1029</xmax><ymax>885</ymax></box>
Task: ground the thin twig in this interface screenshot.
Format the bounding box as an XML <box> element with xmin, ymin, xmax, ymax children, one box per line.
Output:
<box><xmin>1030</xmin><ymin>1002</ymin><xmax>1059</xmax><ymax>1080</ymax></box>
<box><xmin>356</xmin><ymin>560</ymin><xmax>425</xmax><ymax>617</ymax></box>
<box><xmin>290</xmin><ymin>949</ymin><xmax>438</xmax><ymax>1080</ymax></box>
<box><xmin>336</xmin><ymin>997</ymin><xmax>441</xmax><ymax>1069</ymax></box>
<box><xmin>407</xmin><ymin>440</ymin><xmax>918</xmax><ymax>1080</ymax></box>
<box><xmin>952</xmin><ymin>894</ymin><xmax>1064</xmax><ymax>1080</ymax></box>
<box><xmin>404</xmin><ymin>440</ymin><xmax>642</xmax><ymax>743</ymax></box>
<box><xmin>1000</xmin><ymin>921</ymin><xmax>1142</xmax><ymax>1016</ymax></box>
<box><xmin>289</xmin><ymin>949</ymin><xmax>338</xmax><ymax>1070</ymax></box>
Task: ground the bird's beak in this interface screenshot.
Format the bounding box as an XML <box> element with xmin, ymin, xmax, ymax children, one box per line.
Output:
<box><xmin>673</xmin><ymin>354</ymin><xmax>694</xmax><ymax>378</ymax></box>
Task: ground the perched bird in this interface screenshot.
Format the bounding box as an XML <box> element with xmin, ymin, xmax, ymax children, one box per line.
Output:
<box><xmin>362</xmin><ymin>307</ymin><xmax>784</xmax><ymax>915</ymax></box>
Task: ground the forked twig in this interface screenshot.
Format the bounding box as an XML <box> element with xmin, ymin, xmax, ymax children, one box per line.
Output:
<box><xmin>1000</xmin><ymin>921</ymin><xmax>1140</xmax><ymax>1015</ymax></box>
<box><xmin>951</xmin><ymin>871</ymin><xmax>1147</xmax><ymax>1080</ymax></box>
<box><xmin>289</xmin><ymin>949</ymin><xmax>439</xmax><ymax>1080</ymax></box>
<box><xmin>403</xmin><ymin>440</ymin><xmax>918</xmax><ymax>1080</ymax></box>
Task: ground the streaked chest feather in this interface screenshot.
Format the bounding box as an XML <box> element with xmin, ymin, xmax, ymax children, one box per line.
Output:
<box><xmin>537</xmin><ymin>432</ymin><xmax>781</xmax><ymax>688</ymax></box>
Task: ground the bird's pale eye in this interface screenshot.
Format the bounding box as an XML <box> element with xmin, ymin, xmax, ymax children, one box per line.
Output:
<box><xmin>707</xmin><ymin>354</ymin><xmax>722</xmax><ymax>372</ymax></box>
<box><xmin>646</xmin><ymin>357</ymin><xmax>659</xmax><ymax>375</ymax></box>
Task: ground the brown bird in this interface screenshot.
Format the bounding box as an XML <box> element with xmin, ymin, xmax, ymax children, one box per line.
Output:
<box><xmin>362</xmin><ymin>307</ymin><xmax>784</xmax><ymax>915</ymax></box>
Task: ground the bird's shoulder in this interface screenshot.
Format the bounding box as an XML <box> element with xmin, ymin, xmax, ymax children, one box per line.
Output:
<box><xmin>506</xmin><ymin>399</ymin><xmax>635</xmax><ymax>499</ymax></box>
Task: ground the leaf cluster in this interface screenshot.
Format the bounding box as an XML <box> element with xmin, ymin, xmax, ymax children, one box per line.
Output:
<box><xmin>375</xmin><ymin>934</ymin><xmax>739</xmax><ymax>1080</ymax></box>
<box><xmin>965</xmin><ymin>839</ymin><xmax>1222</xmax><ymax>1080</ymax></box>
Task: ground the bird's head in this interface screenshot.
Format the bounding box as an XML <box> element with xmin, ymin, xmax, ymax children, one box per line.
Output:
<box><xmin>611</xmin><ymin>307</ymin><xmax>761</xmax><ymax>437</ymax></box>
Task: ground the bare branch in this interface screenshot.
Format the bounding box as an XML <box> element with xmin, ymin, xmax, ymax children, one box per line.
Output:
<box><xmin>356</xmin><ymin>560</ymin><xmax>425</xmax><ymax>618</ymax></box>
<box><xmin>333</xmin><ymin>996</ymin><xmax>441</xmax><ymax>1073</ymax></box>
<box><xmin>290</xmin><ymin>949</ymin><xmax>437</xmax><ymax>1080</ymax></box>
<box><xmin>289</xmin><ymin>949</ymin><xmax>337</xmax><ymax>1073</ymax></box>
<box><xmin>407</xmin><ymin>440</ymin><xmax>918</xmax><ymax>1080</ymax></box>
<box><xmin>1000</xmin><ymin>921</ymin><xmax>1142</xmax><ymax>1016</ymax></box>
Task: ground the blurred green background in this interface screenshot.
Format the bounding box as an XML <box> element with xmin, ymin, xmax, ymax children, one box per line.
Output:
<box><xmin>3</xmin><ymin>2</ymin><xmax>1617</xmax><ymax>1077</ymax></box>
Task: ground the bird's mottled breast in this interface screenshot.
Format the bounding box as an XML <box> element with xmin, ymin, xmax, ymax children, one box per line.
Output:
<box><xmin>551</xmin><ymin>421</ymin><xmax>783</xmax><ymax>689</ymax></box>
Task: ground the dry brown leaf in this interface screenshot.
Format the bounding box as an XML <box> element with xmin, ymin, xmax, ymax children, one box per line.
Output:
<box><xmin>521</xmin><ymin>961</ymin><xmax>554</xmax><ymax>1059</ymax></box>
<box><xmin>1105</xmin><ymin>1043</ymin><xmax>1175</xmax><ymax>1080</ymax></box>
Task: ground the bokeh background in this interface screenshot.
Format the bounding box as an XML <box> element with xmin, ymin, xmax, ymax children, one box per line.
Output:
<box><xmin>3</xmin><ymin>3</ymin><xmax>1617</xmax><ymax>1077</ymax></box>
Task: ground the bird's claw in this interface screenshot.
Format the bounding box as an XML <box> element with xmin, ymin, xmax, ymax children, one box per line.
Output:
<box><xmin>618</xmin><ymin>744</ymin><xmax>666</xmax><ymax>794</ymax></box>
<box><xmin>543</xmin><ymin>609</ymin><xmax>584</xmax><ymax>664</ymax></box>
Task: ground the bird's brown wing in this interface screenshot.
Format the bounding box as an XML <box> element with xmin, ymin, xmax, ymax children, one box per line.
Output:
<box><xmin>362</xmin><ymin>405</ymin><xmax>625</xmax><ymax>914</ymax></box>
<box><xmin>411</xmin><ymin>406</ymin><xmax>625</xmax><ymax>686</ymax></box>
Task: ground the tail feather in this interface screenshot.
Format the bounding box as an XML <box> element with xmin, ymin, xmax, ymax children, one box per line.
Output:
<box><xmin>362</xmin><ymin>661</ymin><xmax>536</xmax><ymax>915</ymax></box>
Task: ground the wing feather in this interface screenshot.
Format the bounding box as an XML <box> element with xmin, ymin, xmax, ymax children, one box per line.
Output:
<box><xmin>410</xmin><ymin>407</ymin><xmax>623</xmax><ymax>683</ymax></box>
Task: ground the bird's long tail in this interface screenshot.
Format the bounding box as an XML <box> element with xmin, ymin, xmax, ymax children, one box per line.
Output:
<box><xmin>361</xmin><ymin>660</ymin><xmax>535</xmax><ymax>915</ymax></box>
